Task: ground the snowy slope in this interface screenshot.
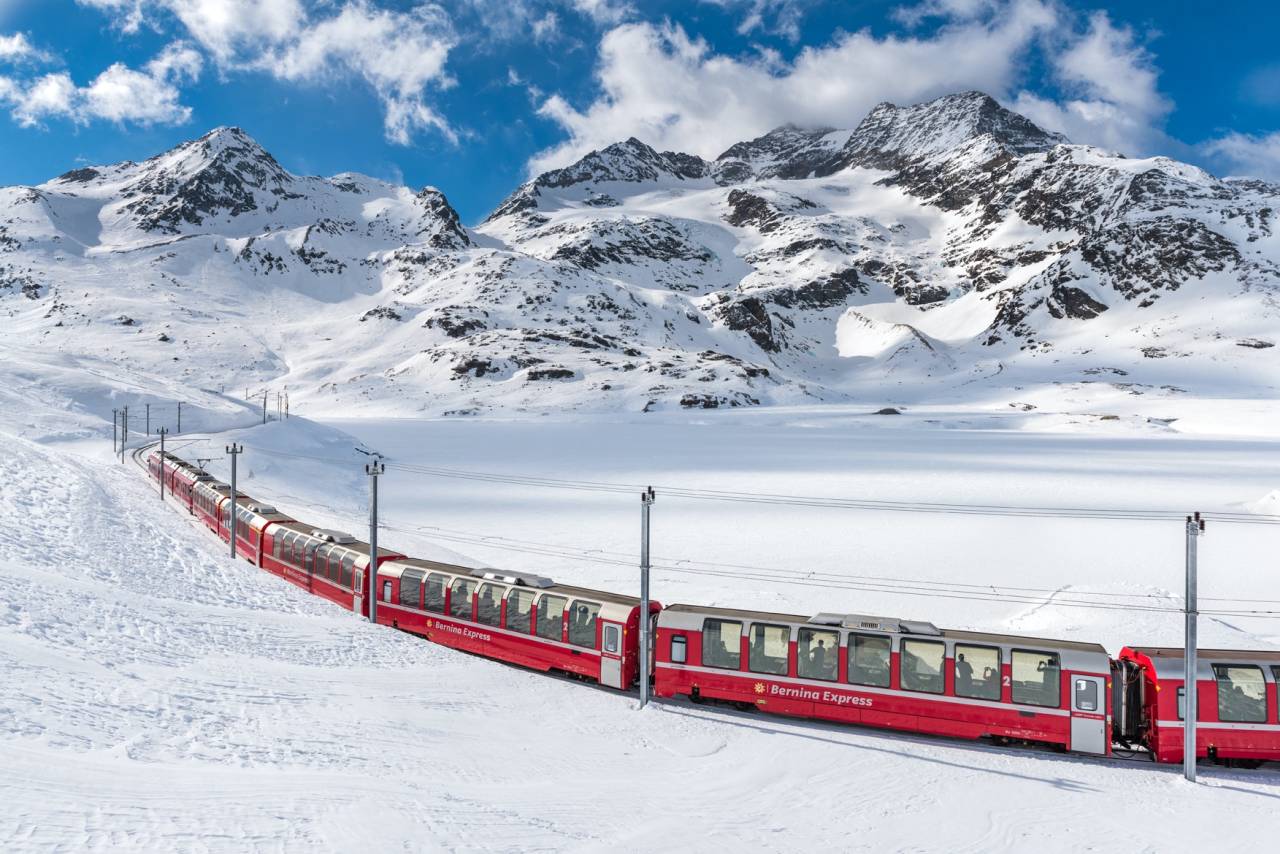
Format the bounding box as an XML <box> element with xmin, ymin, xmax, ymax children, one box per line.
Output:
<box><xmin>3</xmin><ymin>398</ymin><xmax>1280</xmax><ymax>850</ymax></box>
<box><xmin>1</xmin><ymin>92</ymin><xmax>1276</xmax><ymax>420</ymax></box>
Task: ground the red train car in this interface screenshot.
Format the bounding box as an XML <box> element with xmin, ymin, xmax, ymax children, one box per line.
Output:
<box><xmin>148</xmin><ymin>450</ymin><xmax>210</xmax><ymax>515</ymax></box>
<box><xmin>1116</xmin><ymin>646</ymin><xmax>1280</xmax><ymax>766</ymax></box>
<box><xmin>261</xmin><ymin>524</ymin><xmax>402</xmax><ymax>616</ymax></box>
<box><xmin>654</xmin><ymin>605</ymin><xmax>1113</xmax><ymax>757</ymax></box>
<box><xmin>375</xmin><ymin>559</ymin><xmax>660</xmax><ymax>690</ymax></box>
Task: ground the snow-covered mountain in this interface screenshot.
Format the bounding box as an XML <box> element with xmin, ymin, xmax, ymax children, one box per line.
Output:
<box><xmin>3</xmin><ymin>91</ymin><xmax>1277</xmax><ymax>416</ymax></box>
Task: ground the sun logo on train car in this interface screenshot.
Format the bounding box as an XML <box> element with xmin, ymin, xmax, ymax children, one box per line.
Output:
<box><xmin>754</xmin><ymin>682</ymin><xmax>765</xmax><ymax>695</ymax></box>
<box><xmin>425</xmin><ymin>619</ymin><xmax>433</xmax><ymax>629</ymax></box>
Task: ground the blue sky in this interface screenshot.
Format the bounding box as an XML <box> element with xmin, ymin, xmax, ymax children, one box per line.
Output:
<box><xmin>0</xmin><ymin>0</ymin><xmax>1278</xmax><ymax>223</ymax></box>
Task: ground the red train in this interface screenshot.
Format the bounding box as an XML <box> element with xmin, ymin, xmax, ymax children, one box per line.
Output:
<box><xmin>147</xmin><ymin>449</ymin><xmax>1280</xmax><ymax>769</ymax></box>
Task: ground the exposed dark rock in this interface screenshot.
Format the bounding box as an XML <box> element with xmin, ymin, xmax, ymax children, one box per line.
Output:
<box><xmin>360</xmin><ymin>306</ymin><xmax>403</xmax><ymax>322</ymax></box>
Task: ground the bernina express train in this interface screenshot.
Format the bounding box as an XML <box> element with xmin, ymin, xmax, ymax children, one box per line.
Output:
<box><xmin>147</xmin><ymin>449</ymin><xmax>1280</xmax><ymax>769</ymax></box>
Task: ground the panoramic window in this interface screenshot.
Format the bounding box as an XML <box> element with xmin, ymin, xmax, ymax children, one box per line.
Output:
<box><xmin>701</xmin><ymin>619</ymin><xmax>743</xmax><ymax>670</ymax></box>
<box><xmin>535</xmin><ymin>595</ymin><xmax>567</xmax><ymax>641</ymax></box>
<box><xmin>849</xmin><ymin>634</ymin><xmax>892</xmax><ymax>688</ymax></box>
<box><xmin>748</xmin><ymin>624</ymin><xmax>790</xmax><ymax>675</ymax></box>
<box><xmin>449</xmin><ymin>578</ymin><xmax>476</xmax><ymax>619</ymax></box>
<box><xmin>954</xmin><ymin>644</ymin><xmax>1001</xmax><ymax>700</ymax></box>
<box><xmin>901</xmin><ymin>639</ymin><xmax>946</xmax><ymax>694</ymax></box>
<box><xmin>476</xmin><ymin>583</ymin><xmax>504</xmax><ymax>627</ymax></box>
<box><xmin>567</xmin><ymin>600</ymin><xmax>601</xmax><ymax>648</ymax></box>
<box><xmin>399</xmin><ymin>569</ymin><xmax>424</xmax><ymax>608</ymax></box>
<box><xmin>423</xmin><ymin>574</ymin><xmax>447</xmax><ymax>613</ymax></box>
<box><xmin>797</xmin><ymin>627</ymin><xmax>839</xmax><ymax>681</ymax></box>
<box><xmin>505</xmin><ymin>589</ymin><xmax>534</xmax><ymax>631</ymax></box>
<box><xmin>1214</xmin><ymin>664</ymin><xmax>1266</xmax><ymax>723</ymax></box>
<box><xmin>1011</xmin><ymin>650</ymin><xmax>1061</xmax><ymax>707</ymax></box>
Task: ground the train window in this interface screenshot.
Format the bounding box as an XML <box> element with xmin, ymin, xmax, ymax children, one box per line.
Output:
<box><xmin>1213</xmin><ymin>664</ymin><xmax>1266</xmax><ymax>723</ymax></box>
<box><xmin>954</xmin><ymin>644</ymin><xmax>1001</xmax><ymax>701</ymax></box>
<box><xmin>568</xmin><ymin>600</ymin><xmax>601</xmax><ymax>648</ymax></box>
<box><xmin>1011</xmin><ymin>650</ymin><xmax>1061</xmax><ymax>707</ymax></box>
<box><xmin>749</xmin><ymin>624</ymin><xmax>789</xmax><ymax>675</ymax></box>
<box><xmin>506</xmin><ymin>589</ymin><xmax>534</xmax><ymax>631</ymax></box>
<box><xmin>671</xmin><ymin>635</ymin><xmax>687</xmax><ymax>664</ymax></box>
<box><xmin>340</xmin><ymin>556</ymin><xmax>354</xmax><ymax>588</ymax></box>
<box><xmin>477</xmin><ymin>584</ymin><xmax>505</xmax><ymax>627</ymax></box>
<box><xmin>381</xmin><ymin>580</ymin><xmax>392</xmax><ymax>602</ymax></box>
<box><xmin>424</xmin><ymin>574</ymin><xmax>447</xmax><ymax>613</ymax></box>
<box><xmin>399</xmin><ymin>569</ymin><xmax>425</xmax><ymax>608</ymax></box>
<box><xmin>702</xmin><ymin>619</ymin><xmax>742</xmax><ymax>670</ymax></box>
<box><xmin>797</xmin><ymin>627</ymin><xmax>839</xmax><ymax>681</ymax></box>
<box><xmin>1177</xmin><ymin>686</ymin><xmax>1185</xmax><ymax>721</ymax></box>
<box><xmin>901</xmin><ymin>639</ymin><xmax>946</xmax><ymax>694</ymax></box>
<box><xmin>535</xmin><ymin>595</ymin><xmax>567</xmax><ymax>640</ymax></box>
<box><xmin>603</xmin><ymin>625</ymin><xmax>620</xmax><ymax>654</ymax></box>
<box><xmin>449</xmin><ymin>579</ymin><xmax>477</xmax><ymax>620</ymax></box>
<box><xmin>1074</xmin><ymin>679</ymin><xmax>1098</xmax><ymax>712</ymax></box>
<box><xmin>849</xmin><ymin>634</ymin><xmax>891</xmax><ymax>687</ymax></box>
<box><xmin>314</xmin><ymin>546</ymin><xmax>330</xmax><ymax>579</ymax></box>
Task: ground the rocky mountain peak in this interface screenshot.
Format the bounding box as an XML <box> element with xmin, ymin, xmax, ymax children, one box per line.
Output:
<box><xmin>533</xmin><ymin>137</ymin><xmax>710</xmax><ymax>190</ymax></box>
<box><xmin>839</xmin><ymin>91</ymin><xmax>1067</xmax><ymax>170</ymax></box>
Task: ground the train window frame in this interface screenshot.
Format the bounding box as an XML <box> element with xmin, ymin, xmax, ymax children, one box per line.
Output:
<box><xmin>505</xmin><ymin>588</ymin><xmax>534</xmax><ymax>632</ymax></box>
<box><xmin>423</xmin><ymin>573</ymin><xmax>447</xmax><ymax>613</ymax></box>
<box><xmin>848</xmin><ymin>633</ymin><xmax>892</xmax><ymax>688</ymax></box>
<box><xmin>1073</xmin><ymin>678</ymin><xmax>1099</xmax><ymax>712</ymax></box>
<box><xmin>797</xmin><ymin>627</ymin><xmax>840</xmax><ymax>682</ymax></box>
<box><xmin>381</xmin><ymin>580</ymin><xmax>392</xmax><ymax>602</ymax></box>
<box><xmin>567</xmin><ymin>600</ymin><xmax>602</xmax><ymax>649</ymax></box>
<box><xmin>900</xmin><ymin>638</ymin><xmax>946</xmax><ymax>695</ymax></box>
<box><xmin>476</xmin><ymin>583</ymin><xmax>505</xmax><ymax>628</ymax></box>
<box><xmin>748</xmin><ymin>623</ymin><xmax>790</xmax><ymax>676</ymax></box>
<box><xmin>1274</xmin><ymin>667</ymin><xmax>1280</xmax><ymax>723</ymax></box>
<box><xmin>1011</xmin><ymin>649</ymin><xmax>1061</xmax><ymax>708</ymax></box>
<box><xmin>399</xmin><ymin>569</ymin><xmax>425</xmax><ymax>608</ymax></box>
<box><xmin>535</xmin><ymin>594</ymin><xmax>567</xmax><ymax>641</ymax></box>
<box><xmin>449</xmin><ymin>578</ymin><xmax>477</xmax><ymax>620</ymax></box>
<box><xmin>701</xmin><ymin>619</ymin><xmax>743</xmax><ymax>670</ymax></box>
<box><xmin>1213</xmin><ymin>663</ymin><xmax>1267</xmax><ymax>723</ymax></box>
<box><xmin>340</xmin><ymin>555</ymin><xmax>355</xmax><ymax>588</ymax></box>
<box><xmin>671</xmin><ymin>634</ymin><xmax>687</xmax><ymax>664</ymax></box>
<box><xmin>954</xmin><ymin>643</ymin><xmax>1002</xmax><ymax>701</ymax></box>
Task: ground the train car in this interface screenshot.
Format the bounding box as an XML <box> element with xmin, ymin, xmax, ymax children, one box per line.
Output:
<box><xmin>1116</xmin><ymin>646</ymin><xmax>1280</xmax><ymax>766</ymax></box>
<box><xmin>226</xmin><ymin>499</ymin><xmax>295</xmax><ymax>566</ymax></box>
<box><xmin>654</xmin><ymin>605</ymin><xmax>1113</xmax><ymax>757</ymax></box>
<box><xmin>375</xmin><ymin>559</ymin><xmax>660</xmax><ymax>690</ymax></box>
<box><xmin>261</xmin><ymin>524</ymin><xmax>403</xmax><ymax>616</ymax></box>
<box><xmin>147</xmin><ymin>450</ymin><xmax>209</xmax><ymax>515</ymax></box>
<box><xmin>192</xmin><ymin>479</ymin><xmax>231</xmax><ymax>535</ymax></box>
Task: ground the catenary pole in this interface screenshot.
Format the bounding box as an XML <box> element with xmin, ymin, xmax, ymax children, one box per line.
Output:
<box><xmin>121</xmin><ymin>405</ymin><xmax>128</xmax><ymax>462</ymax></box>
<box><xmin>158</xmin><ymin>427</ymin><xmax>168</xmax><ymax>501</ymax></box>
<box><xmin>367</xmin><ymin>459</ymin><xmax>384</xmax><ymax>624</ymax></box>
<box><xmin>177</xmin><ymin>401</ymin><xmax>182</xmax><ymax>434</ymax></box>
<box><xmin>146</xmin><ymin>403</ymin><xmax>150</xmax><ymax>436</ymax></box>
<box><xmin>226</xmin><ymin>443</ymin><xmax>242</xmax><ymax>559</ymax></box>
<box><xmin>1184</xmin><ymin>512</ymin><xmax>1204</xmax><ymax>782</ymax></box>
<box><xmin>639</xmin><ymin>486</ymin><xmax>655</xmax><ymax>708</ymax></box>
<box><xmin>112</xmin><ymin>408</ymin><xmax>118</xmax><ymax>454</ymax></box>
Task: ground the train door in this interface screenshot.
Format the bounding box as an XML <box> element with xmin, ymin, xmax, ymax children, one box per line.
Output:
<box><xmin>353</xmin><ymin>569</ymin><xmax>365</xmax><ymax>617</ymax></box>
<box><xmin>1070</xmin><ymin>675</ymin><xmax>1107</xmax><ymax>755</ymax></box>
<box><xmin>599</xmin><ymin>621</ymin><xmax>624</xmax><ymax>689</ymax></box>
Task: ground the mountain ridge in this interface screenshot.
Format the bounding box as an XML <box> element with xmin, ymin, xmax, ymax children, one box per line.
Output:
<box><xmin>1</xmin><ymin>91</ymin><xmax>1276</xmax><ymax>417</ymax></box>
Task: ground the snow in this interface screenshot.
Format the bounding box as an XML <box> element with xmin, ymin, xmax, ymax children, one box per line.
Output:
<box><xmin>3</xmin><ymin>376</ymin><xmax>1280</xmax><ymax>850</ymax></box>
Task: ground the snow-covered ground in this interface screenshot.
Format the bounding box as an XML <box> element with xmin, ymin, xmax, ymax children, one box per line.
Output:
<box><xmin>3</xmin><ymin>383</ymin><xmax>1280</xmax><ymax>850</ymax></box>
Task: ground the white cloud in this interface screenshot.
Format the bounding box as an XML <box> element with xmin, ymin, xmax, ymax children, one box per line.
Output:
<box><xmin>77</xmin><ymin>0</ymin><xmax>456</xmax><ymax>146</ymax></box>
<box><xmin>569</xmin><ymin>0</ymin><xmax>632</xmax><ymax>26</ymax></box>
<box><xmin>530</xmin><ymin>1</ymin><xmax>1057</xmax><ymax>173</ymax></box>
<box><xmin>1010</xmin><ymin>11</ymin><xmax>1170</xmax><ymax>156</ymax></box>
<box><xmin>0</xmin><ymin>42</ymin><xmax>197</xmax><ymax>127</ymax></box>
<box><xmin>0</xmin><ymin>31</ymin><xmax>50</xmax><ymax>63</ymax></box>
<box><xmin>1202</xmin><ymin>132</ymin><xmax>1280</xmax><ymax>182</ymax></box>
<box><xmin>701</xmin><ymin>0</ymin><xmax>808</xmax><ymax>42</ymax></box>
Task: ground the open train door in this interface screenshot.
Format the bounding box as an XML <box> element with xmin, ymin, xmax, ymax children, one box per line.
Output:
<box><xmin>353</xmin><ymin>568</ymin><xmax>365</xmax><ymax>618</ymax></box>
<box><xmin>1070</xmin><ymin>675</ymin><xmax>1108</xmax><ymax>755</ymax></box>
<box><xmin>599</xmin><ymin>621</ymin><xmax>624</xmax><ymax>688</ymax></box>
